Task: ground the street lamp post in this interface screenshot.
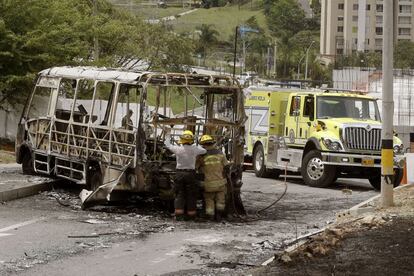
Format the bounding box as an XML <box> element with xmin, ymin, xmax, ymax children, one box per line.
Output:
<box><xmin>304</xmin><ymin>40</ymin><xmax>316</xmax><ymax>80</ymax></box>
<box><xmin>297</xmin><ymin>54</ymin><xmax>305</xmax><ymax>80</ymax></box>
<box><xmin>233</xmin><ymin>26</ymin><xmax>239</xmax><ymax>78</ymax></box>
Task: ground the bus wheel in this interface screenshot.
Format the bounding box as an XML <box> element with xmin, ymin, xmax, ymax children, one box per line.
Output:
<box><xmin>22</xmin><ymin>152</ymin><xmax>35</xmax><ymax>175</ymax></box>
<box><xmin>301</xmin><ymin>150</ymin><xmax>336</xmax><ymax>187</ymax></box>
<box><xmin>87</xmin><ymin>168</ymin><xmax>103</xmax><ymax>191</ymax></box>
<box><xmin>368</xmin><ymin>168</ymin><xmax>403</xmax><ymax>190</ymax></box>
<box><xmin>253</xmin><ymin>144</ymin><xmax>268</xmax><ymax>178</ymax></box>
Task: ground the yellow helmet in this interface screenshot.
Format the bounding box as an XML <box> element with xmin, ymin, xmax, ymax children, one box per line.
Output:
<box><xmin>179</xmin><ymin>130</ymin><xmax>194</xmax><ymax>145</ymax></box>
<box><xmin>199</xmin><ymin>134</ymin><xmax>215</xmax><ymax>145</ymax></box>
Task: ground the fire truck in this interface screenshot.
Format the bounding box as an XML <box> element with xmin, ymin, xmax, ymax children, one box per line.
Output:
<box><xmin>244</xmin><ymin>86</ymin><xmax>404</xmax><ymax>190</ymax></box>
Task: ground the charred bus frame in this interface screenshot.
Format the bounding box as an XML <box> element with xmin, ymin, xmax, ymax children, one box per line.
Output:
<box><xmin>16</xmin><ymin>67</ymin><xmax>246</xmax><ymax>210</ymax></box>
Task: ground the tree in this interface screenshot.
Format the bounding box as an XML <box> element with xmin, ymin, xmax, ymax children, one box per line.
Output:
<box><xmin>395</xmin><ymin>40</ymin><xmax>414</xmax><ymax>68</ymax></box>
<box><xmin>195</xmin><ymin>24</ymin><xmax>219</xmax><ymax>63</ymax></box>
<box><xmin>266</xmin><ymin>0</ymin><xmax>305</xmax><ymax>39</ymax></box>
<box><xmin>265</xmin><ymin>0</ymin><xmax>312</xmax><ymax>77</ymax></box>
<box><xmin>0</xmin><ymin>0</ymin><xmax>194</xmax><ymax>108</ymax></box>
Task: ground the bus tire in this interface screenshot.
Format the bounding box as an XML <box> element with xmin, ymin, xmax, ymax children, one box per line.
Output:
<box><xmin>22</xmin><ymin>152</ymin><xmax>35</xmax><ymax>175</ymax></box>
<box><xmin>87</xmin><ymin>167</ymin><xmax>103</xmax><ymax>191</ymax></box>
<box><xmin>301</xmin><ymin>150</ymin><xmax>336</xmax><ymax>188</ymax></box>
<box><xmin>368</xmin><ymin>168</ymin><xmax>403</xmax><ymax>190</ymax></box>
<box><xmin>253</xmin><ymin>144</ymin><xmax>269</xmax><ymax>178</ymax></box>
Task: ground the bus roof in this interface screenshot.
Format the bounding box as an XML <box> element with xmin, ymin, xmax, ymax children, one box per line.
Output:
<box><xmin>39</xmin><ymin>66</ymin><xmax>145</xmax><ymax>82</ymax></box>
<box><xmin>38</xmin><ymin>66</ymin><xmax>241</xmax><ymax>88</ymax></box>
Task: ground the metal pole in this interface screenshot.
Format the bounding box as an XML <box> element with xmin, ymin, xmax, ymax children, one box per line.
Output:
<box><xmin>233</xmin><ymin>26</ymin><xmax>239</xmax><ymax>79</ymax></box>
<box><xmin>242</xmin><ymin>39</ymin><xmax>246</xmax><ymax>73</ymax></box>
<box><xmin>266</xmin><ymin>46</ymin><xmax>271</xmax><ymax>76</ymax></box>
<box><xmin>305</xmin><ymin>48</ymin><xmax>309</xmax><ymax>80</ymax></box>
<box><xmin>305</xmin><ymin>41</ymin><xmax>315</xmax><ymax>80</ymax></box>
<box><xmin>381</xmin><ymin>0</ymin><xmax>395</xmax><ymax>207</ymax></box>
<box><xmin>297</xmin><ymin>54</ymin><xmax>305</xmax><ymax>80</ymax></box>
<box><xmin>93</xmin><ymin>0</ymin><xmax>99</xmax><ymax>61</ymax></box>
<box><xmin>273</xmin><ymin>42</ymin><xmax>277</xmax><ymax>77</ymax></box>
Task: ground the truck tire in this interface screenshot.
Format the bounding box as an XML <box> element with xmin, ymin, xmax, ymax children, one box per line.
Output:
<box><xmin>301</xmin><ymin>150</ymin><xmax>336</xmax><ymax>187</ymax></box>
<box><xmin>253</xmin><ymin>144</ymin><xmax>270</xmax><ymax>178</ymax></box>
<box><xmin>22</xmin><ymin>152</ymin><xmax>35</xmax><ymax>175</ymax></box>
<box><xmin>368</xmin><ymin>168</ymin><xmax>403</xmax><ymax>190</ymax></box>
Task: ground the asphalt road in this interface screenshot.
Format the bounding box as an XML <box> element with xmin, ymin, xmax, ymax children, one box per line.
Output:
<box><xmin>0</xmin><ymin>172</ymin><xmax>377</xmax><ymax>276</ymax></box>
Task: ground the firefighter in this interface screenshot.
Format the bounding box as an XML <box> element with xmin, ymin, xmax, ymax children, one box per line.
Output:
<box><xmin>165</xmin><ymin>130</ymin><xmax>206</xmax><ymax>220</ymax></box>
<box><xmin>198</xmin><ymin>135</ymin><xmax>229</xmax><ymax>221</ymax></box>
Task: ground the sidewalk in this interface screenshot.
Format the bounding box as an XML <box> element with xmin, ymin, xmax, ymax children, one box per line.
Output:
<box><xmin>0</xmin><ymin>163</ymin><xmax>21</xmax><ymax>173</ymax></box>
<box><xmin>0</xmin><ymin>163</ymin><xmax>55</xmax><ymax>202</ymax></box>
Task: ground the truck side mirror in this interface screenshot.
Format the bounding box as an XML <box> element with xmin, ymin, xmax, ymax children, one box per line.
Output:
<box><xmin>309</xmin><ymin>111</ymin><xmax>314</xmax><ymax>121</ymax></box>
<box><xmin>306</xmin><ymin>96</ymin><xmax>315</xmax><ymax>121</ymax></box>
<box><xmin>293</xmin><ymin>96</ymin><xmax>301</xmax><ymax>116</ymax></box>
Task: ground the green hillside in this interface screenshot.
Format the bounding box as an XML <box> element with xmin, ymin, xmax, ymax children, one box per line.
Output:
<box><xmin>109</xmin><ymin>0</ymin><xmax>267</xmax><ymax>40</ymax></box>
<box><xmin>172</xmin><ymin>3</ymin><xmax>267</xmax><ymax>40</ymax></box>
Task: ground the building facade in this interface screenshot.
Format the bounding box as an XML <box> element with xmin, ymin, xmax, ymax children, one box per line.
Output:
<box><xmin>321</xmin><ymin>0</ymin><xmax>414</xmax><ymax>62</ymax></box>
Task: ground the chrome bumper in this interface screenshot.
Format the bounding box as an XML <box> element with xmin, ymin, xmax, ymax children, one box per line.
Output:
<box><xmin>321</xmin><ymin>152</ymin><xmax>404</xmax><ymax>168</ymax></box>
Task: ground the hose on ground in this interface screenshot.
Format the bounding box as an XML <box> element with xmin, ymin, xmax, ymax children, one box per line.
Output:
<box><xmin>227</xmin><ymin>163</ymin><xmax>289</xmax><ymax>222</ymax></box>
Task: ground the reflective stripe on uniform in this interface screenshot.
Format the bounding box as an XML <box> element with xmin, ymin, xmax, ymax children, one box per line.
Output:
<box><xmin>203</xmin><ymin>155</ymin><xmax>222</xmax><ymax>165</ymax></box>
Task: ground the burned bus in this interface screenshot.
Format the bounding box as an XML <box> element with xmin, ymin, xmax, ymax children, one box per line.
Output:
<box><xmin>16</xmin><ymin>67</ymin><xmax>246</xmax><ymax>211</ymax></box>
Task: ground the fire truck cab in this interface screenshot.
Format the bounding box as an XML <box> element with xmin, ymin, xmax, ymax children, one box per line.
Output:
<box><xmin>244</xmin><ymin>87</ymin><xmax>404</xmax><ymax>190</ymax></box>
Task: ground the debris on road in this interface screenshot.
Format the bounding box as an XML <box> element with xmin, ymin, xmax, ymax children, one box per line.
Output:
<box><xmin>252</xmin><ymin>184</ymin><xmax>414</xmax><ymax>275</ymax></box>
<box><xmin>252</xmin><ymin>240</ymin><xmax>277</xmax><ymax>250</ymax></box>
<box><xmin>82</xmin><ymin>219</ymin><xmax>108</xmax><ymax>224</ymax></box>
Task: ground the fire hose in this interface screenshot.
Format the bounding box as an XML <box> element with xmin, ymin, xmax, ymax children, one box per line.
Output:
<box><xmin>226</xmin><ymin>162</ymin><xmax>289</xmax><ymax>222</ymax></box>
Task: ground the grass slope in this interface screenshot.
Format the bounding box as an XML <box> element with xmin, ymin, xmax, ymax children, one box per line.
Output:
<box><xmin>172</xmin><ymin>2</ymin><xmax>266</xmax><ymax>40</ymax></box>
<box><xmin>109</xmin><ymin>0</ymin><xmax>267</xmax><ymax>40</ymax></box>
<box><xmin>108</xmin><ymin>0</ymin><xmax>193</xmax><ymax>19</ymax></box>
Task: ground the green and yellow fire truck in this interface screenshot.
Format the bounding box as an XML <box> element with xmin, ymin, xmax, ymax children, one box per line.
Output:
<box><xmin>244</xmin><ymin>87</ymin><xmax>404</xmax><ymax>190</ymax></box>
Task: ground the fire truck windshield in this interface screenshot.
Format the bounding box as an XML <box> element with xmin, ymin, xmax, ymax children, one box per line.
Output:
<box><xmin>316</xmin><ymin>96</ymin><xmax>380</xmax><ymax>121</ymax></box>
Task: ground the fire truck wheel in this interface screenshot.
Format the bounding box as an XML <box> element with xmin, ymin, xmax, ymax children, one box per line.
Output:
<box><xmin>368</xmin><ymin>168</ymin><xmax>403</xmax><ymax>190</ymax></box>
<box><xmin>87</xmin><ymin>168</ymin><xmax>103</xmax><ymax>191</ymax></box>
<box><xmin>253</xmin><ymin>144</ymin><xmax>269</xmax><ymax>178</ymax></box>
<box><xmin>22</xmin><ymin>152</ymin><xmax>35</xmax><ymax>175</ymax></box>
<box><xmin>301</xmin><ymin>150</ymin><xmax>336</xmax><ymax>187</ymax></box>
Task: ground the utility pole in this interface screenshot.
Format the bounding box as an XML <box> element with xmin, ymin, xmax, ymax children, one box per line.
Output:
<box><xmin>242</xmin><ymin>39</ymin><xmax>246</xmax><ymax>74</ymax></box>
<box><xmin>233</xmin><ymin>26</ymin><xmax>239</xmax><ymax>79</ymax></box>
<box><xmin>297</xmin><ymin>54</ymin><xmax>305</xmax><ymax>80</ymax></box>
<box><xmin>266</xmin><ymin>46</ymin><xmax>271</xmax><ymax>76</ymax></box>
<box><xmin>93</xmin><ymin>0</ymin><xmax>99</xmax><ymax>61</ymax></box>
<box><xmin>381</xmin><ymin>0</ymin><xmax>395</xmax><ymax>207</ymax></box>
<box><xmin>273</xmin><ymin>41</ymin><xmax>277</xmax><ymax>78</ymax></box>
<box><xmin>305</xmin><ymin>40</ymin><xmax>315</xmax><ymax>80</ymax></box>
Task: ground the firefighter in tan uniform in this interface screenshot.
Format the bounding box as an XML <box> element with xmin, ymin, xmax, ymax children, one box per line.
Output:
<box><xmin>198</xmin><ymin>135</ymin><xmax>229</xmax><ymax>221</ymax></box>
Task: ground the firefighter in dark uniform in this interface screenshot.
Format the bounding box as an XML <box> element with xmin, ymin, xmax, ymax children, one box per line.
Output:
<box><xmin>198</xmin><ymin>135</ymin><xmax>229</xmax><ymax>221</ymax></box>
<box><xmin>165</xmin><ymin>130</ymin><xmax>206</xmax><ymax>220</ymax></box>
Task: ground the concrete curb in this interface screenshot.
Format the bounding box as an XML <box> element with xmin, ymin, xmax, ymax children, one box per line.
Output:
<box><xmin>0</xmin><ymin>163</ymin><xmax>21</xmax><ymax>174</ymax></box>
<box><xmin>0</xmin><ymin>163</ymin><xmax>57</xmax><ymax>202</ymax></box>
<box><xmin>336</xmin><ymin>184</ymin><xmax>414</xmax><ymax>220</ymax></box>
<box><xmin>0</xmin><ymin>181</ymin><xmax>55</xmax><ymax>202</ymax></box>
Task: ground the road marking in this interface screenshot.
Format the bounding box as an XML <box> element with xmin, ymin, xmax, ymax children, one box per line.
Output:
<box><xmin>0</xmin><ymin>217</ymin><xmax>47</xmax><ymax>237</ymax></box>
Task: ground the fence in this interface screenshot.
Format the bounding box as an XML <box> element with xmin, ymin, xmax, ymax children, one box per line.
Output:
<box><xmin>333</xmin><ymin>67</ymin><xmax>414</xmax><ymax>148</ymax></box>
